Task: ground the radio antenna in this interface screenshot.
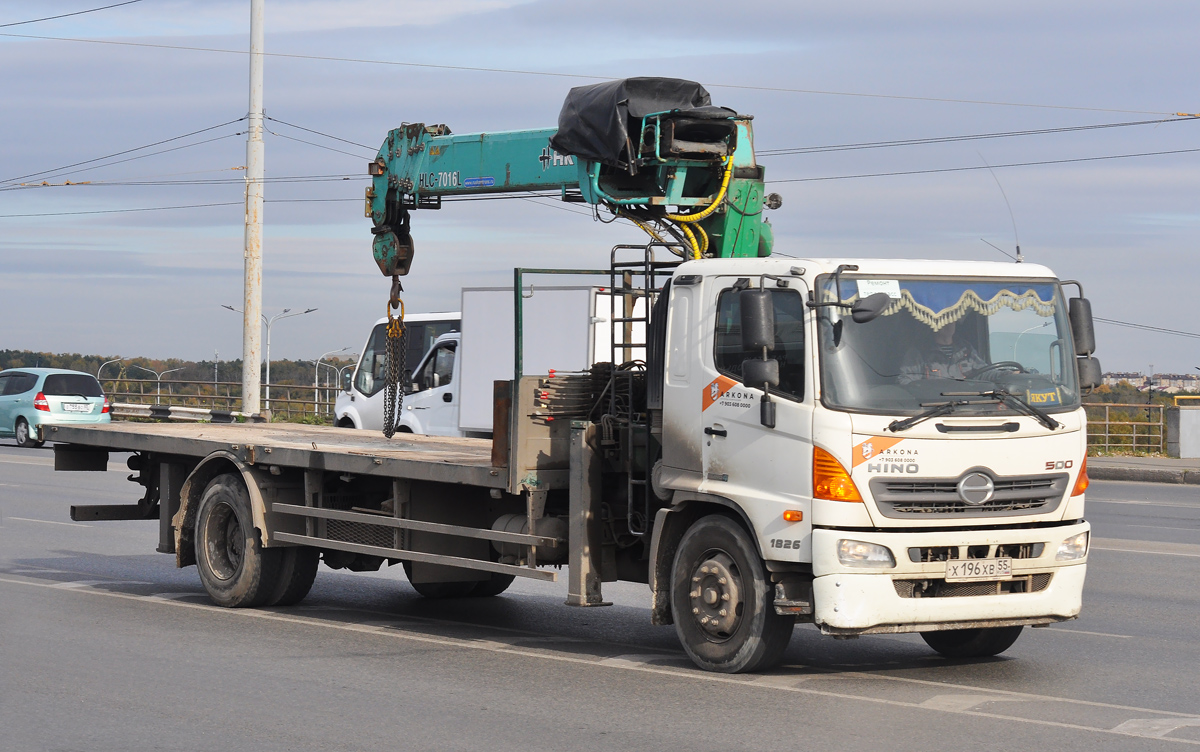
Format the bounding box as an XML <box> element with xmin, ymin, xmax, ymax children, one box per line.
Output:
<box><xmin>978</xmin><ymin>152</ymin><xmax>1022</xmax><ymax>263</ymax></box>
<box><xmin>980</xmin><ymin>238</ymin><xmax>1017</xmax><ymax>261</ymax></box>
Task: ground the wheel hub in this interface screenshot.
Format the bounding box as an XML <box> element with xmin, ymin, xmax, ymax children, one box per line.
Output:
<box><xmin>202</xmin><ymin>500</ymin><xmax>245</xmax><ymax>581</ymax></box>
<box><xmin>688</xmin><ymin>551</ymin><xmax>742</xmax><ymax>640</ymax></box>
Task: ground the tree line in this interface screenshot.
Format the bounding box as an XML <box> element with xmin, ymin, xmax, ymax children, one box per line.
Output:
<box><xmin>0</xmin><ymin>350</ymin><xmax>357</xmax><ymax>386</ymax></box>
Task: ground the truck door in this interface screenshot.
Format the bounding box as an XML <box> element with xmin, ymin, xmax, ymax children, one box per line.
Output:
<box><xmin>701</xmin><ymin>279</ymin><xmax>815</xmax><ymax>560</ymax></box>
<box><xmin>403</xmin><ymin>341</ymin><xmax>460</xmax><ymax>436</ymax></box>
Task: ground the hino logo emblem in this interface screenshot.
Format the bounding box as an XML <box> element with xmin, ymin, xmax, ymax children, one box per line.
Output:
<box><xmin>956</xmin><ymin>473</ymin><xmax>995</xmax><ymax>505</ymax></box>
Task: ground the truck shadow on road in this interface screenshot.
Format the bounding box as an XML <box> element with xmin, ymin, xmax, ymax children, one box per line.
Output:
<box><xmin>5</xmin><ymin>551</ymin><xmax>1027</xmax><ymax>682</ymax></box>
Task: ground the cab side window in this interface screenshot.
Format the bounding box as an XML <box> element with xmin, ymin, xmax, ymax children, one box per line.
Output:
<box><xmin>416</xmin><ymin>344</ymin><xmax>456</xmax><ymax>392</ymax></box>
<box><xmin>713</xmin><ymin>288</ymin><xmax>806</xmax><ymax>400</ymax></box>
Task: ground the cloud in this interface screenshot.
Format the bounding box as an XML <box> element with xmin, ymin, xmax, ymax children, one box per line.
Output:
<box><xmin>0</xmin><ymin>0</ymin><xmax>1198</xmax><ymax>369</ymax></box>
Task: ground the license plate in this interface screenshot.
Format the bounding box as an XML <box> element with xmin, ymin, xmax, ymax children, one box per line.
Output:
<box><xmin>945</xmin><ymin>558</ymin><xmax>1012</xmax><ymax>582</ymax></box>
<box><xmin>62</xmin><ymin>403</ymin><xmax>92</xmax><ymax>413</ymax></box>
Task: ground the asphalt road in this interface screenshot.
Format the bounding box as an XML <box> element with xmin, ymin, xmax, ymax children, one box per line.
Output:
<box><xmin>2</xmin><ymin>442</ymin><xmax>1199</xmax><ymax>751</ymax></box>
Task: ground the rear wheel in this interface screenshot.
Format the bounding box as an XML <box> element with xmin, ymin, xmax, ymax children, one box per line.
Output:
<box><xmin>15</xmin><ymin>418</ymin><xmax>43</xmax><ymax>448</ymax></box>
<box><xmin>468</xmin><ymin>572</ymin><xmax>516</xmax><ymax>597</ymax></box>
<box><xmin>195</xmin><ymin>473</ymin><xmax>282</xmax><ymax>607</ymax></box>
<box><xmin>402</xmin><ymin>561</ymin><xmax>479</xmax><ymax>599</ymax></box>
<box><xmin>670</xmin><ymin>515</ymin><xmax>795</xmax><ymax>673</ymax></box>
<box><xmin>266</xmin><ymin>546</ymin><xmax>319</xmax><ymax>606</ymax></box>
<box><xmin>921</xmin><ymin>626</ymin><xmax>1024</xmax><ymax>658</ymax></box>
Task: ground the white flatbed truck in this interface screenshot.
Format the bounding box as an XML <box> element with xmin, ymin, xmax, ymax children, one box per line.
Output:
<box><xmin>51</xmin><ymin>255</ymin><xmax>1100</xmax><ymax>673</ymax></box>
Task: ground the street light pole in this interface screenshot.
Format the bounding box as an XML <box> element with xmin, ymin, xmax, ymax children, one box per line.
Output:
<box><xmin>129</xmin><ymin>365</ymin><xmax>185</xmax><ymax>405</ymax></box>
<box><xmin>223</xmin><ymin>305</ymin><xmax>316</xmax><ymax>415</ymax></box>
<box><xmin>241</xmin><ymin>0</ymin><xmax>266</xmax><ymax>418</ymax></box>
<box><xmin>313</xmin><ymin>347</ymin><xmax>351</xmax><ymax>415</ymax></box>
<box><xmin>97</xmin><ymin>358</ymin><xmax>123</xmax><ymax>381</ymax></box>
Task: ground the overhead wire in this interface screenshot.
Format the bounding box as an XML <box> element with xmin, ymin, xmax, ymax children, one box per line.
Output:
<box><xmin>0</xmin><ymin>30</ymin><xmax>1181</xmax><ymax>115</ymax></box>
<box><xmin>757</xmin><ymin>116</ymin><xmax>1197</xmax><ymax>157</ymax></box>
<box><xmin>265</xmin><ymin>117</ymin><xmax>376</xmax><ymax>151</ymax></box>
<box><xmin>0</xmin><ymin>118</ymin><xmax>246</xmax><ymax>186</ymax></box>
<box><xmin>1094</xmin><ymin>318</ymin><xmax>1200</xmax><ymax>340</ymax></box>
<box><xmin>0</xmin><ymin>0</ymin><xmax>144</xmax><ymax>29</ymax></box>
<box><xmin>768</xmin><ymin>146</ymin><xmax>1200</xmax><ymax>183</ymax></box>
<box><xmin>264</xmin><ymin>128</ymin><xmax>376</xmax><ymax>160</ymax></box>
<box><xmin>1</xmin><ymin>173</ymin><xmax>367</xmax><ymax>190</ymax></box>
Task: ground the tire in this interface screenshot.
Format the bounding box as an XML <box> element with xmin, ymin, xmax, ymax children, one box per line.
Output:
<box><xmin>670</xmin><ymin>515</ymin><xmax>795</xmax><ymax>673</ymax></box>
<box><xmin>468</xmin><ymin>572</ymin><xmax>516</xmax><ymax>598</ymax></box>
<box><xmin>194</xmin><ymin>473</ymin><xmax>282</xmax><ymax>608</ymax></box>
<box><xmin>402</xmin><ymin>561</ymin><xmax>479</xmax><ymax>599</ymax></box>
<box><xmin>266</xmin><ymin>546</ymin><xmax>319</xmax><ymax>606</ymax></box>
<box><xmin>921</xmin><ymin>626</ymin><xmax>1024</xmax><ymax>659</ymax></box>
<box><xmin>15</xmin><ymin>418</ymin><xmax>43</xmax><ymax>448</ymax></box>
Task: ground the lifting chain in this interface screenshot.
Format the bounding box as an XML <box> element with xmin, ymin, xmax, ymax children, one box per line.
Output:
<box><xmin>382</xmin><ymin>275</ymin><xmax>407</xmax><ymax>438</ymax></box>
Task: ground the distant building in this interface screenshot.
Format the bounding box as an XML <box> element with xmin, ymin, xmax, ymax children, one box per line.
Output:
<box><xmin>1102</xmin><ymin>372</ymin><xmax>1143</xmax><ymax>388</ymax></box>
<box><xmin>1101</xmin><ymin>372</ymin><xmax>1200</xmax><ymax>392</ymax></box>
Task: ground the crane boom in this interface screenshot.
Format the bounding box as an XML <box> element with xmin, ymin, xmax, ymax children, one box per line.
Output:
<box><xmin>366</xmin><ymin>78</ymin><xmax>777</xmax><ymax>278</ymax></box>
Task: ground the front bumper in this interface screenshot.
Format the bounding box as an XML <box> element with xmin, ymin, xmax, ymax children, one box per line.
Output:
<box><xmin>811</xmin><ymin>522</ymin><xmax>1089</xmax><ymax>635</ymax></box>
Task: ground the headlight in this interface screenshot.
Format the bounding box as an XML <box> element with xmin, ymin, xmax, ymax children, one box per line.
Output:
<box><xmin>837</xmin><ymin>539</ymin><xmax>896</xmax><ymax>568</ymax></box>
<box><xmin>1056</xmin><ymin>531</ymin><xmax>1089</xmax><ymax>561</ymax></box>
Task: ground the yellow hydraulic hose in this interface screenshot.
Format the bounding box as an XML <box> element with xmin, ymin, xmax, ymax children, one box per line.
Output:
<box><xmin>694</xmin><ymin>222</ymin><xmax>709</xmax><ymax>255</ymax></box>
<box><xmin>664</xmin><ymin>156</ymin><xmax>734</xmax><ymax>224</ymax></box>
<box><xmin>677</xmin><ymin>221</ymin><xmax>701</xmax><ymax>260</ymax></box>
<box><xmin>624</xmin><ymin>213</ymin><xmax>667</xmax><ymax>244</ymax></box>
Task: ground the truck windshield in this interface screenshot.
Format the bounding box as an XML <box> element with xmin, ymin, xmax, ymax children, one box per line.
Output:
<box><xmin>816</xmin><ymin>275</ymin><xmax>1081</xmax><ymax>416</ymax></box>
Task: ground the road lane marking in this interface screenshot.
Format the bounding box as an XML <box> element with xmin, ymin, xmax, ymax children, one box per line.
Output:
<box><xmin>599</xmin><ymin>654</ymin><xmax>676</xmax><ymax>668</ymax></box>
<box><xmin>52</xmin><ymin>580</ymin><xmax>118</xmax><ymax>589</ymax></box>
<box><xmin>1093</xmin><ymin>537</ymin><xmax>1200</xmax><ymax>557</ymax></box>
<box><xmin>1043</xmin><ymin>627</ymin><xmax>1132</xmax><ymax>638</ymax></box>
<box><xmin>1114</xmin><ymin>719</ymin><xmax>1200</xmax><ymax>738</ymax></box>
<box><xmin>0</xmin><ymin>457</ymin><xmax>54</xmax><ymax>467</ymax></box>
<box><xmin>7</xmin><ymin>516</ymin><xmax>90</xmax><ymax>528</ymax></box>
<box><xmin>3</xmin><ymin>574</ymin><xmax>1199</xmax><ymax>744</ymax></box>
<box><xmin>920</xmin><ymin>694</ymin><xmax>1024</xmax><ymax>712</ymax></box>
<box><xmin>1090</xmin><ymin>499</ymin><xmax>1200</xmax><ymax>510</ymax></box>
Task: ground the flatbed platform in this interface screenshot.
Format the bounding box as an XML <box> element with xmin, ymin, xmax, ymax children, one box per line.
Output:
<box><xmin>47</xmin><ymin>422</ymin><xmax>505</xmax><ymax>488</ymax></box>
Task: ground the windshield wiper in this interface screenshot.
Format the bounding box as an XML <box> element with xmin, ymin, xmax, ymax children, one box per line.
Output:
<box><xmin>887</xmin><ymin>402</ymin><xmax>959</xmax><ymax>432</ymax></box>
<box><xmin>942</xmin><ymin>389</ymin><xmax>1061</xmax><ymax>431</ymax></box>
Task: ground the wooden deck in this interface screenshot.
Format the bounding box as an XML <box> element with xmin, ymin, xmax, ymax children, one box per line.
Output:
<box><xmin>48</xmin><ymin>422</ymin><xmax>505</xmax><ymax>488</ymax></box>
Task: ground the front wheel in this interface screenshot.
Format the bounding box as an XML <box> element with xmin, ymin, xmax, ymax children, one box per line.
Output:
<box><xmin>670</xmin><ymin>515</ymin><xmax>795</xmax><ymax>673</ymax></box>
<box><xmin>195</xmin><ymin>473</ymin><xmax>282</xmax><ymax>607</ymax></box>
<box><xmin>15</xmin><ymin>418</ymin><xmax>43</xmax><ymax>448</ymax></box>
<box><xmin>921</xmin><ymin>626</ymin><xmax>1024</xmax><ymax>658</ymax></box>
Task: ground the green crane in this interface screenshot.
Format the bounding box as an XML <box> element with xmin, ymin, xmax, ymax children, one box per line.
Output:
<box><xmin>366</xmin><ymin>78</ymin><xmax>777</xmax><ymax>281</ymax></box>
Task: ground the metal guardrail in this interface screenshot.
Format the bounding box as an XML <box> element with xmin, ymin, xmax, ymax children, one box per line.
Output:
<box><xmin>1084</xmin><ymin>402</ymin><xmax>1166</xmax><ymax>453</ymax></box>
<box><xmin>100</xmin><ymin>378</ymin><xmax>337</xmax><ymax>422</ymax></box>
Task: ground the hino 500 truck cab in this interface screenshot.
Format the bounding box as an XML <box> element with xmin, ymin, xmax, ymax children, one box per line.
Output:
<box><xmin>649</xmin><ymin>256</ymin><xmax>1093</xmax><ymax>661</ymax></box>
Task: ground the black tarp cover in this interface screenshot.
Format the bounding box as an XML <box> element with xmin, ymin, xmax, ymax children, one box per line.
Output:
<box><xmin>549</xmin><ymin>78</ymin><xmax>732</xmax><ymax>168</ymax></box>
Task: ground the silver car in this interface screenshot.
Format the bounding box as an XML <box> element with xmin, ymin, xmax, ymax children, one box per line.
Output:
<box><xmin>0</xmin><ymin>368</ymin><xmax>111</xmax><ymax>448</ymax></box>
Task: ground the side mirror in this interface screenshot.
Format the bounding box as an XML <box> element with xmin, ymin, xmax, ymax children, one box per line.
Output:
<box><xmin>1069</xmin><ymin>297</ymin><xmax>1095</xmax><ymax>355</ymax></box>
<box><xmin>739</xmin><ymin>290</ymin><xmax>779</xmax><ymax>429</ymax></box>
<box><xmin>1077</xmin><ymin>356</ymin><xmax>1102</xmax><ymax>390</ymax></box>
<box><xmin>739</xmin><ymin>289</ymin><xmax>775</xmax><ymax>353</ymax></box>
<box><xmin>851</xmin><ymin>292</ymin><xmax>891</xmax><ymax>324</ymax></box>
<box><xmin>741</xmin><ymin>358</ymin><xmax>780</xmax><ymax>390</ymax></box>
<box><xmin>342</xmin><ymin>370</ymin><xmax>353</xmax><ymax>392</ymax></box>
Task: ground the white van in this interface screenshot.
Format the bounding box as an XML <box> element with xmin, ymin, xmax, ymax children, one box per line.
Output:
<box><xmin>335</xmin><ymin>312</ymin><xmax>460</xmax><ymax>432</ymax></box>
<box><xmin>337</xmin><ymin>286</ymin><xmax>641</xmax><ymax>437</ymax></box>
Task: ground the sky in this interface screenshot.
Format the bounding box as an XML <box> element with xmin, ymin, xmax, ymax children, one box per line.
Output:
<box><xmin>1</xmin><ymin>0</ymin><xmax>1197</xmax><ymax>373</ymax></box>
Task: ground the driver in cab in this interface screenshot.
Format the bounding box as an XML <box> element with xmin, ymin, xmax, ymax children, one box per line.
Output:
<box><xmin>898</xmin><ymin>320</ymin><xmax>987</xmax><ymax>384</ymax></box>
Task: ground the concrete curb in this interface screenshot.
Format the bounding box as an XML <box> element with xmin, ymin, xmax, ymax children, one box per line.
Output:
<box><xmin>1089</xmin><ymin>466</ymin><xmax>1200</xmax><ymax>485</ymax></box>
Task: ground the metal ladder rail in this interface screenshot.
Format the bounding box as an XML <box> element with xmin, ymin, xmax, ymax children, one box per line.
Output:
<box><xmin>607</xmin><ymin>242</ymin><xmax>681</xmax><ymax>536</ymax></box>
